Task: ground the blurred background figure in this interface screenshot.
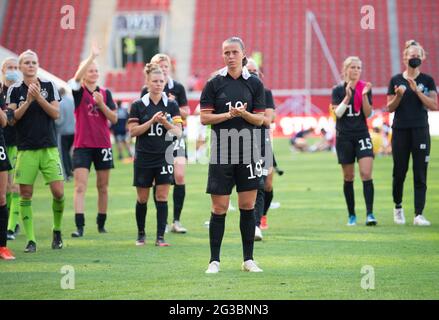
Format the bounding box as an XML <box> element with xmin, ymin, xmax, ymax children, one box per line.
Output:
<box><xmin>370</xmin><ymin>126</ymin><xmax>385</xmax><ymax>156</ymax></box>
<box><xmin>56</xmin><ymin>87</ymin><xmax>75</xmax><ymax>181</ymax></box>
<box><xmin>309</xmin><ymin>128</ymin><xmax>335</xmax><ymax>152</ymax></box>
<box><xmin>111</xmin><ymin>100</ymin><xmax>133</xmax><ymax>162</ymax></box>
<box><xmin>290</xmin><ymin>128</ymin><xmax>314</xmax><ymax>152</ymax></box>
<box><xmin>187</xmin><ymin>73</ymin><xmax>204</xmax><ymax>92</ymax></box>
<box><xmin>369</xmin><ymin>117</ymin><xmax>392</xmax><ymax>156</ymax></box>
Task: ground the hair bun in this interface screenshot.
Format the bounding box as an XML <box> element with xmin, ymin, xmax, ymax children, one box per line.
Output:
<box><xmin>144</xmin><ymin>63</ymin><xmax>161</xmax><ymax>75</ymax></box>
<box><xmin>405</xmin><ymin>40</ymin><xmax>419</xmax><ymax>49</ymax></box>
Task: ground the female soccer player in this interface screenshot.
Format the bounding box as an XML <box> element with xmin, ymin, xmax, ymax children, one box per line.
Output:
<box><xmin>7</xmin><ymin>50</ymin><xmax>65</xmax><ymax>253</ymax></box>
<box><xmin>387</xmin><ymin>40</ymin><xmax>437</xmax><ymax>226</ymax></box>
<box><xmin>129</xmin><ymin>64</ymin><xmax>182</xmax><ymax>247</ymax></box>
<box><xmin>1</xmin><ymin>58</ymin><xmax>21</xmax><ymax>241</ymax></box>
<box><xmin>332</xmin><ymin>56</ymin><xmax>376</xmax><ymax>226</ymax></box>
<box><xmin>0</xmin><ymin>76</ymin><xmax>14</xmax><ymax>260</ymax></box>
<box><xmin>245</xmin><ymin>58</ymin><xmax>274</xmax><ymax>241</ymax></box>
<box><xmin>200</xmin><ymin>37</ymin><xmax>266</xmax><ymax>273</ymax></box>
<box><xmin>68</xmin><ymin>44</ymin><xmax>118</xmax><ymax>237</ymax></box>
<box><xmin>141</xmin><ymin>54</ymin><xmax>189</xmax><ymax>234</ymax></box>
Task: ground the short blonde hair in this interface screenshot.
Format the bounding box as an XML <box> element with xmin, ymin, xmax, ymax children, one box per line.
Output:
<box><xmin>246</xmin><ymin>58</ymin><xmax>259</xmax><ymax>72</ymax></box>
<box><xmin>151</xmin><ymin>53</ymin><xmax>171</xmax><ymax>66</ymax></box>
<box><xmin>1</xmin><ymin>57</ymin><xmax>18</xmax><ymax>72</ymax></box>
<box><xmin>342</xmin><ymin>56</ymin><xmax>362</xmax><ymax>82</ymax></box>
<box><xmin>403</xmin><ymin>40</ymin><xmax>426</xmax><ymax>60</ymax></box>
<box><xmin>78</xmin><ymin>59</ymin><xmax>98</xmax><ymax>71</ymax></box>
<box><xmin>18</xmin><ymin>50</ymin><xmax>38</xmax><ymax>65</ymax></box>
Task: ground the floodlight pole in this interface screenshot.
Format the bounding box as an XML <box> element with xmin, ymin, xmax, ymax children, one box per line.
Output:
<box><xmin>305</xmin><ymin>10</ymin><xmax>342</xmax><ymax>115</ymax></box>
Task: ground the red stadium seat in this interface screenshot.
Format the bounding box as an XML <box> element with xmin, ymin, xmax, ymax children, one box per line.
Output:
<box><xmin>191</xmin><ymin>0</ymin><xmax>401</xmax><ymax>90</ymax></box>
<box><xmin>0</xmin><ymin>0</ymin><xmax>91</xmax><ymax>81</ymax></box>
<box><xmin>396</xmin><ymin>1</ymin><xmax>439</xmax><ymax>79</ymax></box>
<box><xmin>105</xmin><ymin>63</ymin><xmax>145</xmax><ymax>93</ymax></box>
<box><xmin>116</xmin><ymin>0</ymin><xmax>170</xmax><ymax>11</ymax></box>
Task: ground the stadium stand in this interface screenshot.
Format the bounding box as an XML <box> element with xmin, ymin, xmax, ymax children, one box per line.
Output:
<box><xmin>105</xmin><ymin>62</ymin><xmax>145</xmax><ymax>93</ymax></box>
<box><xmin>0</xmin><ymin>0</ymin><xmax>90</xmax><ymax>81</ymax></box>
<box><xmin>104</xmin><ymin>0</ymin><xmax>171</xmax><ymax>92</ymax></box>
<box><xmin>1</xmin><ymin>0</ymin><xmax>437</xmax><ymax>94</ymax></box>
<box><xmin>396</xmin><ymin>1</ymin><xmax>439</xmax><ymax>80</ymax></box>
<box><xmin>191</xmin><ymin>0</ymin><xmax>392</xmax><ymax>90</ymax></box>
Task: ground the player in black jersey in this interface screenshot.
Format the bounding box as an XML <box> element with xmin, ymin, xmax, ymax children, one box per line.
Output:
<box><xmin>246</xmin><ymin>58</ymin><xmax>274</xmax><ymax>241</ymax></box>
<box><xmin>129</xmin><ymin>64</ymin><xmax>182</xmax><ymax>247</ymax></box>
<box><xmin>0</xmin><ymin>77</ymin><xmax>14</xmax><ymax>260</ymax></box>
<box><xmin>1</xmin><ymin>57</ymin><xmax>21</xmax><ymax>240</ymax></box>
<box><xmin>7</xmin><ymin>50</ymin><xmax>64</xmax><ymax>253</ymax></box>
<box><xmin>201</xmin><ymin>37</ymin><xmax>265</xmax><ymax>273</ymax></box>
<box><xmin>331</xmin><ymin>56</ymin><xmax>376</xmax><ymax>227</ymax></box>
<box><xmin>141</xmin><ymin>54</ymin><xmax>189</xmax><ymax>234</ymax></box>
<box><xmin>387</xmin><ymin>40</ymin><xmax>437</xmax><ymax>226</ymax></box>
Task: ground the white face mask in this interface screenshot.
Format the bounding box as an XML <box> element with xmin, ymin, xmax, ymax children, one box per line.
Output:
<box><xmin>5</xmin><ymin>70</ymin><xmax>20</xmax><ymax>83</ymax></box>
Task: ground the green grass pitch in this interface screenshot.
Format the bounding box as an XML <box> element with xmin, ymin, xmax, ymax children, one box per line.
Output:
<box><xmin>1</xmin><ymin>137</ymin><xmax>438</xmax><ymax>299</ymax></box>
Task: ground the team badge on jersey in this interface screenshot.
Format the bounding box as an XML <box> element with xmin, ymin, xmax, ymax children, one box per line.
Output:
<box><xmin>417</xmin><ymin>83</ymin><xmax>426</xmax><ymax>94</ymax></box>
<box><xmin>40</xmin><ymin>88</ymin><xmax>48</xmax><ymax>99</ymax></box>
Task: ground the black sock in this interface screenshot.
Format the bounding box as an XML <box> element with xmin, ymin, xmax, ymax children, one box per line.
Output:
<box><xmin>135</xmin><ymin>202</ymin><xmax>147</xmax><ymax>233</ymax></box>
<box><xmin>240</xmin><ymin>209</ymin><xmax>255</xmax><ymax>261</ymax></box>
<box><xmin>209</xmin><ymin>213</ymin><xmax>226</xmax><ymax>263</ymax></box>
<box><xmin>153</xmin><ymin>185</ymin><xmax>158</xmax><ymax>207</ymax></box>
<box><xmin>395</xmin><ymin>203</ymin><xmax>402</xmax><ymax>209</ymax></box>
<box><xmin>363</xmin><ymin>180</ymin><xmax>374</xmax><ymax>214</ymax></box>
<box><xmin>75</xmin><ymin>213</ymin><xmax>85</xmax><ymax>230</ymax></box>
<box><xmin>97</xmin><ymin>213</ymin><xmax>106</xmax><ymax>229</ymax></box>
<box><xmin>156</xmin><ymin>201</ymin><xmax>168</xmax><ymax>239</ymax></box>
<box><xmin>254</xmin><ymin>187</ymin><xmax>265</xmax><ymax>227</ymax></box>
<box><xmin>0</xmin><ymin>205</ymin><xmax>8</xmax><ymax>247</ymax></box>
<box><xmin>263</xmin><ymin>190</ymin><xmax>273</xmax><ymax>216</ymax></box>
<box><xmin>173</xmin><ymin>184</ymin><xmax>185</xmax><ymax>222</ymax></box>
<box><xmin>343</xmin><ymin>181</ymin><xmax>355</xmax><ymax>216</ymax></box>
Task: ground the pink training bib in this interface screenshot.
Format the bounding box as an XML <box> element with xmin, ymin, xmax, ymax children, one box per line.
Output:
<box><xmin>74</xmin><ymin>86</ymin><xmax>112</xmax><ymax>148</ymax></box>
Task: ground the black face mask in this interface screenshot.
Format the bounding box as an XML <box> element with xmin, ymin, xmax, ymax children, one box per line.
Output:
<box><xmin>408</xmin><ymin>58</ymin><xmax>422</xmax><ymax>68</ymax></box>
<box><xmin>249</xmin><ymin>71</ymin><xmax>259</xmax><ymax>78</ymax></box>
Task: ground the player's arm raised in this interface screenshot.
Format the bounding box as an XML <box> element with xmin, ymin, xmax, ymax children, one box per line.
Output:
<box><xmin>73</xmin><ymin>44</ymin><xmax>100</xmax><ymax>83</ymax></box>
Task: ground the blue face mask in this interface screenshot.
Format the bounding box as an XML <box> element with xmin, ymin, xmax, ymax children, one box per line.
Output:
<box><xmin>5</xmin><ymin>70</ymin><xmax>20</xmax><ymax>82</ymax></box>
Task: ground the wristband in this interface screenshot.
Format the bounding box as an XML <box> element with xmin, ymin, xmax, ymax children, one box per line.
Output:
<box><xmin>335</xmin><ymin>102</ymin><xmax>348</xmax><ymax>118</ymax></box>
